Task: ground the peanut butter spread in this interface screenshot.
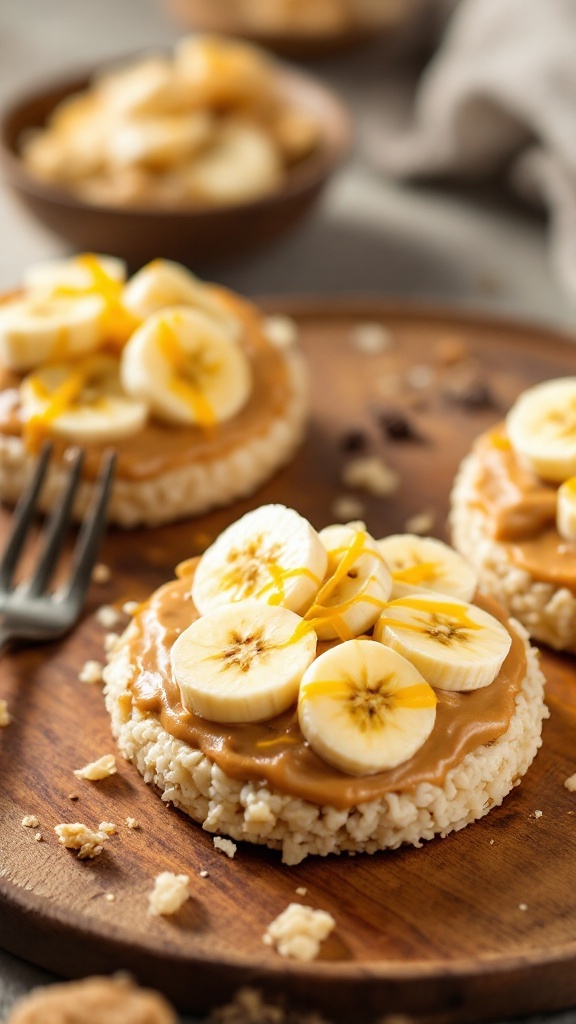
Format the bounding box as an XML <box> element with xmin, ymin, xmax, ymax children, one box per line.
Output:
<box><xmin>0</xmin><ymin>291</ymin><xmax>291</xmax><ymax>481</ymax></box>
<box><xmin>473</xmin><ymin>425</ymin><xmax>576</xmax><ymax>590</ymax></box>
<box><xmin>124</xmin><ymin>559</ymin><xmax>526</xmax><ymax>810</ymax></box>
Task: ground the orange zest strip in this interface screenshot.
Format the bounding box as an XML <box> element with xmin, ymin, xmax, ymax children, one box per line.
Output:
<box><xmin>55</xmin><ymin>254</ymin><xmax>139</xmax><ymax>349</ymax></box>
<box><xmin>23</xmin><ymin>368</ymin><xmax>87</xmax><ymax>451</ymax></box>
<box><xmin>254</xmin><ymin>564</ymin><xmax>321</xmax><ymax>606</ymax></box>
<box><xmin>156</xmin><ymin>319</ymin><xmax>217</xmax><ymax>430</ymax></box>
<box><xmin>382</xmin><ymin>596</ymin><xmax>483</xmax><ymax>632</ymax></box>
<box><xmin>313</xmin><ymin>531</ymin><xmax>367</xmax><ymax>607</ymax></box>
<box><xmin>254</xmin><ymin>734</ymin><xmax>300</xmax><ymax>750</ymax></box>
<box><xmin>300</xmin><ymin>678</ymin><xmax>436</xmax><ymax>710</ymax></box>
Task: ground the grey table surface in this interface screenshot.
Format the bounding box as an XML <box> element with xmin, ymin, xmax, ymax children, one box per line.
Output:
<box><xmin>1</xmin><ymin>1</ymin><xmax>576</xmax><ymax>1021</ymax></box>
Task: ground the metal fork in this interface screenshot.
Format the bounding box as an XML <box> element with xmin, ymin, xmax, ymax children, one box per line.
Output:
<box><xmin>0</xmin><ymin>444</ymin><xmax>116</xmax><ymax>654</ymax></box>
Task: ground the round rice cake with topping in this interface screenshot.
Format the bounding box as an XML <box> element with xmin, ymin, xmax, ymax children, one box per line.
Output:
<box><xmin>103</xmin><ymin>508</ymin><xmax>547</xmax><ymax>865</ymax></box>
<box><xmin>450</xmin><ymin>378</ymin><xmax>576</xmax><ymax>651</ymax></box>
<box><xmin>0</xmin><ymin>255</ymin><xmax>307</xmax><ymax>528</ymax></box>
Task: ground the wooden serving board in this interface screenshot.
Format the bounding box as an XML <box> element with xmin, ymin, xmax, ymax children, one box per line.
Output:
<box><xmin>2</xmin><ymin>302</ymin><xmax>576</xmax><ymax>1024</ymax></box>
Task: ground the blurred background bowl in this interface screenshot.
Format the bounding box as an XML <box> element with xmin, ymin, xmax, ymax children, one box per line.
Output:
<box><xmin>0</xmin><ymin>62</ymin><xmax>351</xmax><ymax>269</ymax></box>
<box><xmin>164</xmin><ymin>0</ymin><xmax>418</xmax><ymax>58</ymax></box>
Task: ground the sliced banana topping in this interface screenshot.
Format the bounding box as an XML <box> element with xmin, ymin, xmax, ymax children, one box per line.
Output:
<box><xmin>23</xmin><ymin>254</ymin><xmax>126</xmax><ymax>293</ymax></box>
<box><xmin>303</xmin><ymin>524</ymin><xmax>392</xmax><ymax>641</ymax></box>
<box><xmin>298</xmin><ymin>639</ymin><xmax>437</xmax><ymax>776</ymax></box>
<box><xmin>171</xmin><ymin>599</ymin><xmax>317</xmax><ymax>723</ymax></box>
<box><xmin>506</xmin><ymin>377</ymin><xmax>576</xmax><ymax>484</ymax></box>
<box><xmin>557</xmin><ymin>477</ymin><xmax>576</xmax><ymax>541</ymax></box>
<box><xmin>374</xmin><ymin>593</ymin><xmax>512</xmax><ymax>692</ymax></box>
<box><xmin>377</xmin><ymin>534</ymin><xmax>478</xmax><ymax>602</ymax></box>
<box><xmin>192</xmin><ymin>504</ymin><xmax>328</xmax><ymax>616</ymax></box>
<box><xmin>182</xmin><ymin>121</ymin><xmax>283</xmax><ymax>206</ymax></box>
<box><xmin>20</xmin><ymin>354</ymin><xmax>148</xmax><ymax>445</ymax></box>
<box><xmin>0</xmin><ymin>293</ymin><xmax>106</xmax><ymax>372</ymax></box>
<box><xmin>121</xmin><ymin>259</ymin><xmax>240</xmax><ymax>338</ymax></box>
<box><xmin>120</xmin><ymin>305</ymin><xmax>251</xmax><ymax>427</ymax></box>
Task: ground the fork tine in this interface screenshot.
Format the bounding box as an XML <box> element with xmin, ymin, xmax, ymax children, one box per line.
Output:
<box><xmin>0</xmin><ymin>441</ymin><xmax>52</xmax><ymax>592</ymax></box>
<box><xmin>63</xmin><ymin>449</ymin><xmax>116</xmax><ymax>608</ymax></box>
<box><xmin>26</xmin><ymin>447</ymin><xmax>85</xmax><ymax>598</ymax></box>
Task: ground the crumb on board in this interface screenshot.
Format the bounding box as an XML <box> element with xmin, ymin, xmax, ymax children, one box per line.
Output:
<box><xmin>341</xmin><ymin>456</ymin><xmax>399</xmax><ymax>497</ymax></box>
<box><xmin>209</xmin><ymin>986</ymin><xmax>330</xmax><ymax>1024</ymax></box>
<box><xmin>434</xmin><ymin>335</ymin><xmax>468</xmax><ymax>365</ymax></box>
<box><xmin>403</xmin><ymin>510</ymin><xmax>436</xmax><ymax>535</ymax></box>
<box><xmin>264</xmin><ymin>315</ymin><xmax>299</xmax><ymax>351</ymax></box>
<box><xmin>99</xmin><ymin>821</ymin><xmax>117</xmax><ymax>835</ymax></box>
<box><xmin>199</xmin><ymin>870</ymin><xmax>209</xmax><ymax>878</ymax></box>
<box><xmin>564</xmin><ymin>774</ymin><xmax>576</xmax><ymax>792</ymax></box>
<box><xmin>148</xmin><ymin>872</ymin><xmax>190</xmax><ymax>917</ymax></box>
<box><xmin>78</xmin><ymin>660</ymin><xmax>104</xmax><ymax>685</ymax></box>
<box><xmin>296</xmin><ymin>887</ymin><xmax>308</xmax><ymax>897</ymax></box>
<box><xmin>350</xmin><ymin>322</ymin><xmax>392</xmax><ymax>355</ymax></box>
<box><xmin>122</xmin><ymin>601</ymin><xmax>140</xmax><ymax>616</ymax></box>
<box><xmin>331</xmin><ymin>495</ymin><xmax>366</xmax><ymax>522</ymax></box>
<box><xmin>54</xmin><ymin>823</ymin><xmax>107</xmax><ymax>860</ymax></box>
<box><xmin>0</xmin><ymin>698</ymin><xmax>12</xmax><ymax>726</ymax></box>
<box><xmin>125</xmin><ymin>817</ymin><xmax>140</xmax><ymax>829</ymax></box>
<box><xmin>213</xmin><ymin>836</ymin><xmax>237</xmax><ymax>859</ymax></box>
<box><xmin>406</xmin><ymin>364</ymin><xmax>433</xmax><ymax>390</ymax></box>
<box><xmin>518</xmin><ymin>903</ymin><xmax>528</xmax><ymax>912</ymax></box>
<box><xmin>104</xmin><ymin>892</ymin><xmax>115</xmax><ymax>902</ymax></box>
<box><xmin>68</xmin><ymin>793</ymin><xmax>79</xmax><ymax>801</ymax></box>
<box><xmin>34</xmin><ymin>833</ymin><xmax>42</xmax><ymax>842</ymax></box>
<box><xmin>263</xmin><ymin>903</ymin><xmax>336</xmax><ymax>962</ymax></box>
<box><xmin>95</xmin><ymin>605</ymin><xmax>122</xmax><ymax>629</ymax></box>
<box><xmin>5</xmin><ymin>974</ymin><xmax>178</xmax><ymax>1024</ymax></box>
<box><xmin>21</xmin><ymin>815</ymin><xmax>39</xmax><ymax>829</ymax></box>
<box><xmin>74</xmin><ymin>754</ymin><xmax>117</xmax><ymax>781</ymax></box>
<box><xmin>91</xmin><ymin>563</ymin><xmax>112</xmax><ymax>584</ymax></box>
<box><xmin>533</xmin><ymin>810</ymin><xmax>543</xmax><ymax>819</ymax></box>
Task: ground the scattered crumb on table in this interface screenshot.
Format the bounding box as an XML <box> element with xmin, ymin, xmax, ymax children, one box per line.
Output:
<box><xmin>91</xmin><ymin>563</ymin><xmax>112</xmax><ymax>584</ymax></box>
<box><xmin>263</xmin><ymin>903</ymin><xmax>335</xmax><ymax>962</ymax></box>
<box><xmin>213</xmin><ymin>836</ymin><xmax>237</xmax><ymax>859</ymax></box>
<box><xmin>0</xmin><ymin>699</ymin><xmax>12</xmax><ymax>726</ymax></box>
<box><xmin>341</xmin><ymin>455</ymin><xmax>399</xmax><ymax>497</ymax></box>
<box><xmin>564</xmin><ymin>773</ymin><xmax>576</xmax><ymax>792</ymax></box>
<box><xmin>74</xmin><ymin>754</ymin><xmax>117</xmax><ymax>781</ymax></box>
<box><xmin>148</xmin><ymin>872</ymin><xmax>190</xmax><ymax>917</ymax></box>
<box><xmin>54</xmin><ymin>823</ymin><xmax>107</xmax><ymax>860</ymax></box>
<box><xmin>403</xmin><ymin>510</ymin><xmax>436</xmax><ymax>535</ymax></box>
<box><xmin>331</xmin><ymin>495</ymin><xmax>365</xmax><ymax>522</ymax></box>
<box><xmin>95</xmin><ymin>605</ymin><xmax>122</xmax><ymax>629</ymax></box>
<box><xmin>98</xmin><ymin>821</ymin><xmax>117</xmax><ymax>835</ymax></box>
<box><xmin>78</xmin><ymin>660</ymin><xmax>104</xmax><ymax>685</ymax></box>
<box><xmin>21</xmin><ymin>815</ymin><xmax>39</xmax><ymax>828</ymax></box>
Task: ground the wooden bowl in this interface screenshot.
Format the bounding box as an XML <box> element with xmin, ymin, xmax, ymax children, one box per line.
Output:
<box><xmin>164</xmin><ymin>0</ymin><xmax>416</xmax><ymax>58</ymax></box>
<box><xmin>0</xmin><ymin>63</ymin><xmax>351</xmax><ymax>268</ymax></box>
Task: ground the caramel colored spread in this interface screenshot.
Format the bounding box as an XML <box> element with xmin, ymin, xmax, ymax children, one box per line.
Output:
<box><xmin>124</xmin><ymin>559</ymin><xmax>527</xmax><ymax>810</ymax></box>
<box><xmin>473</xmin><ymin>425</ymin><xmax>576</xmax><ymax>591</ymax></box>
<box><xmin>0</xmin><ymin>290</ymin><xmax>292</xmax><ymax>481</ymax></box>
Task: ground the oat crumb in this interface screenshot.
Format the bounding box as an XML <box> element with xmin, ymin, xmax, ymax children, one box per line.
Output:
<box><xmin>54</xmin><ymin>822</ymin><xmax>107</xmax><ymax>859</ymax></box>
<box><xmin>533</xmin><ymin>809</ymin><xmax>543</xmax><ymax>818</ymax></box>
<box><xmin>125</xmin><ymin>816</ymin><xmax>140</xmax><ymax>829</ymax></box>
<box><xmin>104</xmin><ymin>632</ymin><xmax>120</xmax><ymax>653</ymax></box>
<box><xmin>34</xmin><ymin>832</ymin><xmax>42</xmax><ymax>842</ymax></box>
<box><xmin>209</xmin><ymin>986</ymin><xmax>328</xmax><ymax>1024</ymax></box>
<box><xmin>99</xmin><ymin>821</ymin><xmax>117</xmax><ymax>835</ymax></box>
<box><xmin>104</xmin><ymin>892</ymin><xmax>116</xmax><ymax>902</ymax></box>
<box><xmin>0</xmin><ymin>698</ymin><xmax>11</xmax><ymax>727</ymax></box>
<box><xmin>518</xmin><ymin>903</ymin><xmax>528</xmax><ymax>912</ymax></box>
<box><xmin>21</xmin><ymin>815</ymin><xmax>40</xmax><ymax>828</ymax></box>
<box><xmin>74</xmin><ymin>753</ymin><xmax>117</xmax><ymax>781</ymax></box>
<box><xmin>95</xmin><ymin>605</ymin><xmax>121</xmax><ymax>629</ymax></box>
<box><xmin>351</xmin><ymin>322</ymin><xmax>392</xmax><ymax>355</ymax></box>
<box><xmin>434</xmin><ymin>335</ymin><xmax>467</xmax><ymax>365</ymax></box>
<box><xmin>91</xmin><ymin>562</ymin><xmax>112</xmax><ymax>584</ymax></box>
<box><xmin>564</xmin><ymin>773</ymin><xmax>576</xmax><ymax>792</ymax></box>
<box><xmin>296</xmin><ymin>887</ymin><xmax>308</xmax><ymax>896</ymax></box>
<box><xmin>406</xmin><ymin>364</ymin><xmax>434</xmax><ymax>390</ymax></box>
<box><xmin>342</xmin><ymin>456</ymin><xmax>399</xmax><ymax>497</ymax></box>
<box><xmin>263</xmin><ymin>903</ymin><xmax>335</xmax><ymax>962</ymax></box>
<box><xmin>148</xmin><ymin>872</ymin><xmax>190</xmax><ymax>917</ymax></box>
<box><xmin>68</xmin><ymin>793</ymin><xmax>79</xmax><ymax>801</ymax></box>
<box><xmin>213</xmin><ymin>836</ymin><xmax>237</xmax><ymax>859</ymax></box>
<box><xmin>122</xmin><ymin>601</ymin><xmax>139</xmax><ymax>616</ymax></box>
<box><xmin>6</xmin><ymin>975</ymin><xmax>177</xmax><ymax>1023</ymax></box>
<box><xmin>331</xmin><ymin>495</ymin><xmax>365</xmax><ymax>522</ymax></box>
<box><xmin>403</xmin><ymin>510</ymin><xmax>436</xmax><ymax>535</ymax></box>
<box><xmin>78</xmin><ymin>659</ymin><xmax>104</xmax><ymax>685</ymax></box>
<box><xmin>264</xmin><ymin>315</ymin><xmax>299</xmax><ymax>351</ymax></box>
<box><xmin>489</xmin><ymin>839</ymin><xmax>495</xmax><ymax>845</ymax></box>
<box><xmin>199</xmin><ymin>870</ymin><xmax>209</xmax><ymax>878</ymax></box>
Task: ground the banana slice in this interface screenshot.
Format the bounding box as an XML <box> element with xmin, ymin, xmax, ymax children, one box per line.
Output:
<box><xmin>20</xmin><ymin>354</ymin><xmax>148</xmax><ymax>444</ymax></box>
<box><xmin>373</xmin><ymin>593</ymin><xmax>512</xmax><ymax>692</ymax></box>
<box><xmin>192</xmin><ymin>504</ymin><xmax>327</xmax><ymax>616</ymax></box>
<box><xmin>23</xmin><ymin>254</ymin><xmax>126</xmax><ymax>294</ymax></box>
<box><xmin>298</xmin><ymin>639</ymin><xmax>437</xmax><ymax>776</ymax></box>
<box><xmin>171</xmin><ymin>599</ymin><xmax>317</xmax><ymax>723</ymax></box>
<box><xmin>183</xmin><ymin>121</ymin><xmax>283</xmax><ymax>206</ymax></box>
<box><xmin>506</xmin><ymin>377</ymin><xmax>576</xmax><ymax>483</ymax></box>
<box><xmin>107</xmin><ymin>112</ymin><xmax>214</xmax><ymax>171</ymax></box>
<box><xmin>95</xmin><ymin>56</ymin><xmax>186</xmax><ymax>117</ymax></box>
<box><xmin>377</xmin><ymin>534</ymin><xmax>478</xmax><ymax>602</ymax></box>
<box><xmin>0</xmin><ymin>293</ymin><xmax>106</xmax><ymax>372</ymax></box>
<box><xmin>121</xmin><ymin>259</ymin><xmax>240</xmax><ymax>338</ymax></box>
<box><xmin>557</xmin><ymin>477</ymin><xmax>576</xmax><ymax>541</ymax></box>
<box><xmin>120</xmin><ymin>306</ymin><xmax>251</xmax><ymax>427</ymax></box>
<box><xmin>174</xmin><ymin>35</ymin><xmax>273</xmax><ymax>110</ymax></box>
<box><xmin>303</xmin><ymin>524</ymin><xmax>392</xmax><ymax>641</ymax></box>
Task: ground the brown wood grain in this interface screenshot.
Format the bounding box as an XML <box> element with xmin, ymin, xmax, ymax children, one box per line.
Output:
<box><xmin>1</xmin><ymin>303</ymin><xmax>576</xmax><ymax>1024</ymax></box>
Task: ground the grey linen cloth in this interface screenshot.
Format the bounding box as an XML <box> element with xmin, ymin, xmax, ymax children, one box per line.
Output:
<box><xmin>377</xmin><ymin>0</ymin><xmax>576</xmax><ymax>302</ymax></box>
